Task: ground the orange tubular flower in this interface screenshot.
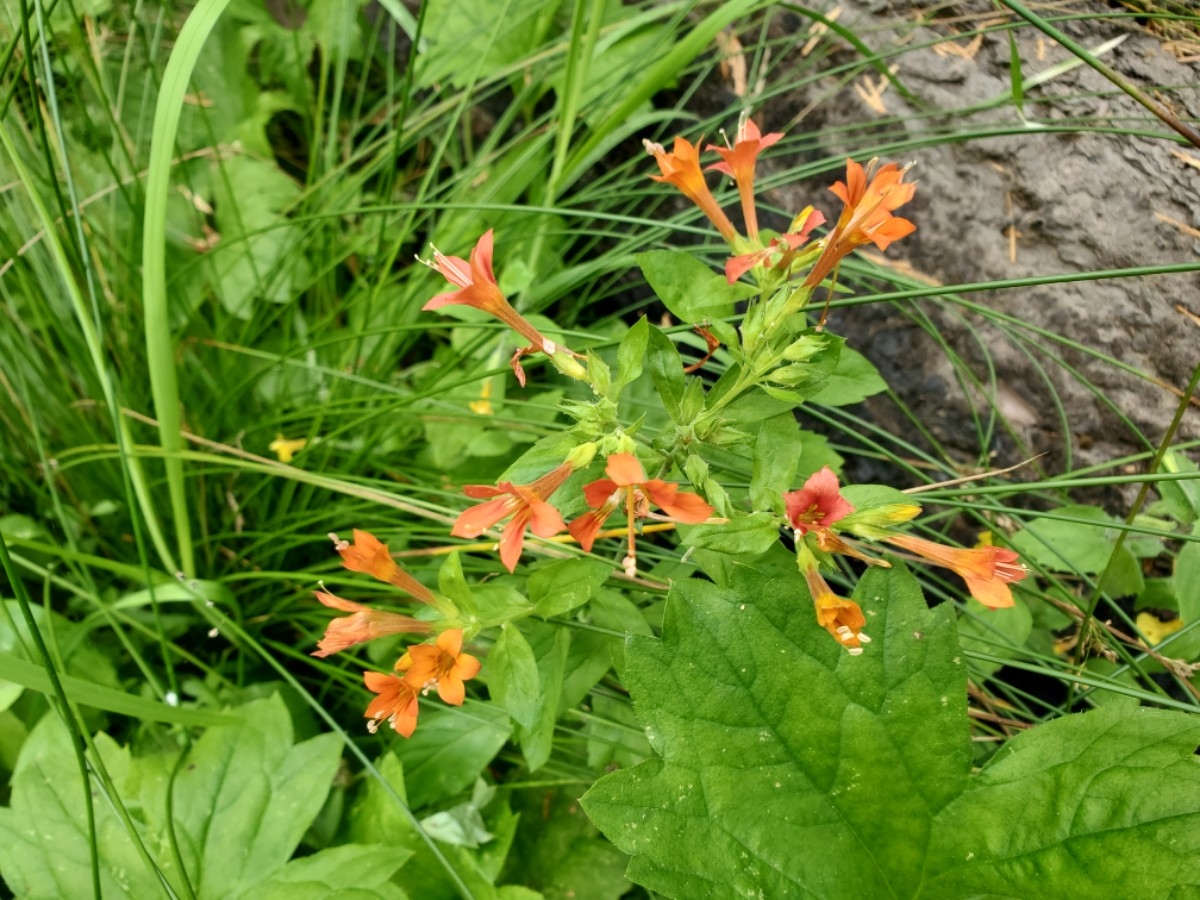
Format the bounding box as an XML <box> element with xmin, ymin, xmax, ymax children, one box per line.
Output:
<box><xmin>452</xmin><ymin>462</ymin><xmax>573</xmax><ymax>573</ymax></box>
<box><xmin>397</xmin><ymin>628</ymin><xmax>482</xmax><ymax>706</ymax></box>
<box><xmin>885</xmin><ymin>533</ymin><xmax>1027</xmax><ymax>609</ymax></box>
<box><xmin>803</xmin><ymin>565</ymin><xmax>870</xmax><ymax>653</ymax></box>
<box><xmin>364</xmin><ymin>671</ymin><xmax>421</xmax><ymax>737</ymax></box>
<box><xmin>804</xmin><ymin>158</ymin><xmax>916</xmax><ymax>291</ymax></box>
<box><xmin>784</xmin><ymin>466</ymin><xmax>855</xmax><ymax>536</ymax></box>
<box><xmin>311</xmin><ymin>590</ymin><xmax>433</xmax><ymax>658</ymax></box>
<box><xmin>724</xmin><ymin>208</ymin><xmax>825</xmax><ymax>284</ymax></box>
<box><xmin>330</xmin><ymin>530</ymin><xmax>436</xmax><ymax>603</ymax></box>
<box><xmin>569</xmin><ymin>453</ymin><xmax>713</xmax><ymax>576</ymax></box>
<box><xmin>644</xmin><ymin>137</ymin><xmax>739</xmax><ymax>243</ymax></box>
<box><xmin>706</xmin><ymin>119</ymin><xmax>783</xmax><ymax>240</ymax></box>
<box><xmin>422</xmin><ymin>230</ymin><xmax>560</xmax><ymax>385</ymax></box>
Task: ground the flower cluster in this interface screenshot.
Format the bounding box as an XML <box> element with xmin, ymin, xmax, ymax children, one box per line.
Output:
<box><xmin>644</xmin><ymin>118</ymin><xmax>915</xmax><ymax>302</ymax></box>
<box><xmin>782</xmin><ymin>467</ymin><xmax>1028</xmax><ymax>652</ymax></box>
<box><xmin>453</xmin><ymin>452</ymin><xmax>714</xmax><ymax>577</ymax></box>
<box><xmin>314</xmin><ymin>530</ymin><xmax>480</xmax><ymax>737</ymax></box>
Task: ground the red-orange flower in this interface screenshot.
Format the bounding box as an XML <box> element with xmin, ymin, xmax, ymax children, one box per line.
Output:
<box><xmin>725</xmin><ymin>207</ymin><xmax>826</xmax><ymax>284</ymax></box>
<box><xmin>644</xmin><ymin>137</ymin><xmax>738</xmax><ymax>242</ymax></box>
<box><xmin>885</xmin><ymin>533</ymin><xmax>1026</xmax><ymax>609</ymax></box>
<box><xmin>364</xmin><ymin>671</ymin><xmax>421</xmax><ymax>737</ymax></box>
<box><xmin>397</xmin><ymin>628</ymin><xmax>481</xmax><ymax>706</ymax></box>
<box><xmin>569</xmin><ymin>453</ymin><xmax>713</xmax><ymax>575</ymax></box>
<box><xmin>784</xmin><ymin>467</ymin><xmax>855</xmax><ymax>536</ymax></box>
<box><xmin>330</xmin><ymin>530</ymin><xmax>436</xmax><ymax>604</ymax></box>
<box><xmin>422</xmin><ymin>230</ymin><xmax>560</xmax><ymax>385</ymax></box>
<box><xmin>311</xmin><ymin>590</ymin><xmax>433</xmax><ymax>658</ymax></box>
<box><xmin>803</xmin><ymin>565</ymin><xmax>869</xmax><ymax>653</ymax></box>
<box><xmin>452</xmin><ymin>462</ymin><xmax>572</xmax><ymax>572</ymax></box>
<box><xmin>706</xmin><ymin>119</ymin><xmax>783</xmax><ymax>240</ymax></box>
<box><xmin>804</xmin><ymin>158</ymin><xmax>916</xmax><ymax>290</ymax></box>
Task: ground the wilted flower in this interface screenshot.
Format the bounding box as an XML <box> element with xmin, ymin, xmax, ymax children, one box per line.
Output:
<box><xmin>311</xmin><ymin>590</ymin><xmax>433</xmax><ymax>658</ymax></box>
<box><xmin>724</xmin><ymin>207</ymin><xmax>826</xmax><ymax>284</ymax></box>
<box><xmin>803</xmin><ymin>564</ymin><xmax>870</xmax><ymax>653</ymax></box>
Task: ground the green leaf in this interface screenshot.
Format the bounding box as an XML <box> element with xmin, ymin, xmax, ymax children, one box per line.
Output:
<box><xmin>518</xmin><ymin>624</ymin><xmax>569</xmax><ymax>772</ymax></box>
<box><xmin>636</xmin><ymin>250</ymin><xmax>756</xmax><ymax>323</ymax></box>
<box><xmin>1176</xmin><ymin>526</ymin><xmax>1200</xmax><ymax>626</ymax></box>
<box><xmin>614</xmin><ymin>317</ymin><xmax>649</xmax><ymax>393</ymax></box>
<box><xmin>806</xmin><ymin>346</ymin><xmax>887</xmax><ymax>406</ymax></box>
<box><xmin>241</xmin><ymin>845</ymin><xmax>411</xmax><ymax>900</ymax></box>
<box><xmin>488</xmin><ymin>623</ymin><xmax>541</xmax><ymax>730</ymax></box>
<box><xmin>645</xmin><ymin>325</ymin><xmax>685</xmax><ymax>422</ymax></box>
<box><xmin>530</xmin><ymin>558</ymin><xmax>611</xmax><ymax>618</ymax></box>
<box><xmin>1010</xmin><ymin>505</ymin><xmax>1117</xmax><ymax>574</ymax></box>
<box><xmin>438</xmin><ymin>552</ymin><xmax>478</xmax><ymax>617</ymax></box>
<box><xmin>142</xmin><ymin>694</ymin><xmax>343</xmax><ymax>898</ymax></box>
<box><xmin>680</xmin><ymin>512</ymin><xmax>781</xmax><ymax>559</ymax></box>
<box><xmin>956</xmin><ymin>596</ymin><xmax>1033</xmax><ymax>679</ymax></box>
<box><xmin>396</xmin><ymin>704</ymin><xmax>511</xmax><ymax>809</ymax></box>
<box><xmin>749</xmin><ymin>414</ymin><xmax>801</xmax><ymax>513</ymax></box>
<box><xmin>506</xmin><ymin>788</ymin><xmax>630</xmax><ymax>900</ymax></box>
<box><xmin>581</xmin><ymin>564</ymin><xmax>1200</xmax><ymax>898</ymax></box>
<box><xmin>0</xmin><ymin>717</ymin><xmax>160</xmax><ymax>899</ymax></box>
<box><xmin>1159</xmin><ymin>451</ymin><xmax>1200</xmax><ymax>525</ymax></box>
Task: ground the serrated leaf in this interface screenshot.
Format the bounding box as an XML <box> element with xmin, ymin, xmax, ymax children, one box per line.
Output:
<box><xmin>488</xmin><ymin>623</ymin><xmax>540</xmax><ymax>730</ymax></box>
<box><xmin>582</xmin><ymin>564</ymin><xmax>1200</xmax><ymax>898</ymax></box>
<box><xmin>636</xmin><ymin>250</ymin><xmax>756</xmax><ymax>323</ymax></box>
<box><xmin>530</xmin><ymin>559</ymin><xmax>611</xmax><ymax>619</ymax></box>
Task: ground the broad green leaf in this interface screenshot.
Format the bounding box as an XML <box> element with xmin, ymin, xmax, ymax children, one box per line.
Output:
<box><xmin>582</xmin><ymin>564</ymin><xmax>1200</xmax><ymax>898</ymax></box>
<box><xmin>530</xmin><ymin>558</ymin><xmax>611</xmax><ymax>618</ymax></box>
<box><xmin>645</xmin><ymin>325</ymin><xmax>685</xmax><ymax>422</ymax></box>
<box><xmin>636</xmin><ymin>250</ymin><xmax>756</xmax><ymax>323</ymax></box>
<box><xmin>614</xmin><ymin>317</ymin><xmax>649</xmax><ymax>393</ymax></box>
<box><xmin>438</xmin><ymin>552</ymin><xmax>478</xmax><ymax>617</ymax></box>
<box><xmin>141</xmin><ymin>694</ymin><xmax>343</xmax><ymax>898</ymax></box>
<box><xmin>0</xmin><ymin>717</ymin><xmax>159</xmax><ymax>899</ymax></box>
<box><xmin>241</xmin><ymin>845</ymin><xmax>410</xmax><ymax>900</ymax></box>
<box><xmin>416</xmin><ymin>0</ymin><xmax>543</xmax><ymax>88</ymax></box>
<box><xmin>518</xmin><ymin>624</ymin><xmax>569</xmax><ymax>772</ymax></box>
<box><xmin>806</xmin><ymin>346</ymin><xmax>887</xmax><ymax>407</ymax></box>
<box><xmin>1010</xmin><ymin>505</ymin><xmax>1117</xmax><ymax>573</ymax></box>
<box><xmin>750</xmin><ymin>414</ymin><xmax>801</xmax><ymax>513</ymax></box>
<box><xmin>396</xmin><ymin>703</ymin><xmax>511</xmax><ymax>809</ymax></box>
<box><xmin>1158</xmin><ymin>451</ymin><xmax>1200</xmax><ymax>524</ymax></box>
<box><xmin>680</xmin><ymin>511</ymin><xmax>780</xmax><ymax>559</ymax></box>
<box><xmin>488</xmin><ymin>623</ymin><xmax>540</xmax><ymax>730</ymax></box>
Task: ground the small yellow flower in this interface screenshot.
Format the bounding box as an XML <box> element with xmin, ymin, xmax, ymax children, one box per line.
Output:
<box><xmin>469</xmin><ymin>380</ymin><xmax>495</xmax><ymax>416</ymax></box>
<box><xmin>269</xmin><ymin>434</ymin><xmax>307</xmax><ymax>463</ymax></box>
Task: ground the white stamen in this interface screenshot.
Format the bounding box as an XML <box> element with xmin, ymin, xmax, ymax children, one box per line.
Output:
<box><xmin>643</xmin><ymin>138</ymin><xmax>665</xmax><ymax>156</ymax></box>
<box><xmin>847</xmin><ymin>646</ymin><xmax>864</xmax><ymax>656</ymax></box>
<box><xmin>857</xmin><ymin>633</ymin><xmax>872</xmax><ymax>644</ymax></box>
<box><xmin>165</xmin><ymin>691</ymin><xmax>179</xmax><ymax>707</ymax></box>
<box><xmin>207</xmin><ymin>627</ymin><xmax>219</xmax><ymax>638</ymax></box>
<box><xmin>366</xmin><ymin>719</ymin><xmax>379</xmax><ymax>734</ymax></box>
<box><xmin>543</xmin><ymin>339</ymin><xmax>557</xmax><ymax>355</ymax></box>
<box><xmin>622</xmin><ymin>554</ymin><xmax>637</xmax><ymax>578</ymax></box>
